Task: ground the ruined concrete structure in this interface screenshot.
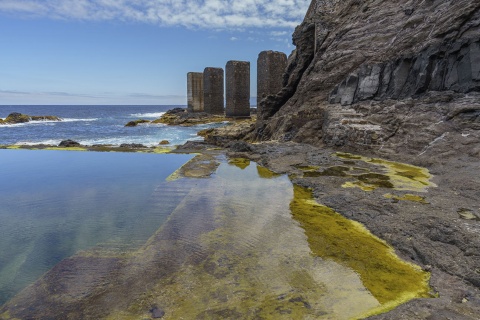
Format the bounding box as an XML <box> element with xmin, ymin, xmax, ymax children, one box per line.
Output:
<box><xmin>187</xmin><ymin>72</ymin><xmax>204</xmax><ymax>112</ymax></box>
<box><xmin>203</xmin><ymin>67</ymin><xmax>224</xmax><ymax>115</ymax></box>
<box><xmin>226</xmin><ymin>61</ymin><xmax>250</xmax><ymax>118</ymax></box>
<box><xmin>257</xmin><ymin>51</ymin><xmax>287</xmax><ymax>111</ymax></box>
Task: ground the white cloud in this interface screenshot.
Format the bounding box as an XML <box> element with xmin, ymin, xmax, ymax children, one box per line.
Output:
<box><xmin>230</xmin><ymin>36</ymin><xmax>238</xmax><ymax>41</ymax></box>
<box><xmin>0</xmin><ymin>0</ymin><xmax>310</xmax><ymax>29</ymax></box>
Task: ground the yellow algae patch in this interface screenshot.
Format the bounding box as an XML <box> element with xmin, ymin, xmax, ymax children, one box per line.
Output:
<box><xmin>44</xmin><ymin>147</ymin><xmax>88</xmax><ymax>152</ymax></box>
<box><xmin>336</xmin><ymin>152</ymin><xmax>436</xmax><ymax>192</ymax></box>
<box><xmin>290</xmin><ymin>185</ymin><xmax>432</xmax><ymax>316</ymax></box>
<box><xmin>228</xmin><ymin>157</ymin><xmax>251</xmax><ymax>170</ymax></box>
<box><xmin>152</xmin><ymin>146</ymin><xmax>174</xmax><ymax>154</ymax></box>
<box><xmin>256</xmin><ymin>165</ymin><xmax>282</xmax><ymax>179</ymax></box>
<box><xmin>384</xmin><ymin>193</ymin><xmax>429</xmax><ymax>204</ymax></box>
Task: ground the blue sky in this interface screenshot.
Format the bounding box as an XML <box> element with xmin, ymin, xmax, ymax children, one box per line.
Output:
<box><xmin>0</xmin><ymin>0</ymin><xmax>310</xmax><ymax>105</ymax></box>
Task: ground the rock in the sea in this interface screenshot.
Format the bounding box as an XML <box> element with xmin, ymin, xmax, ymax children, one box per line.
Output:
<box><xmin>59</xmin><ymin>140</ymin><xmax>81</xmax><ymax>148</ymax></box>
<box><xmin>119</xmin><ymin>143</ymin><xmax>146</xmax><ymax>148</ymax></box>
<box><xmin>159</xmin><ymin>140</ymin><xmax>170</xmax><ymax>145</ymax></box>
<box><xmin>0</xmin><ymin>112</ymin><xmax>62</xmax><ymax>124</ymax></box>
<box><xmin>125</xmin><ymin>119</ymin><xmax>150</xmax><ymax>127</ymax></box>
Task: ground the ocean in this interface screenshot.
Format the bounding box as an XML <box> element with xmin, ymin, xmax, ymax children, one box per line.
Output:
<box><xmin>0</xmin><ymin>105</ymin><xmax>223</xmax><ymax>146</ymax></box>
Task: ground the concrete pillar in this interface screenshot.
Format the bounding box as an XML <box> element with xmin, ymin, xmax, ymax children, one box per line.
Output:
<box><xmin>187</xmin><ymin>72</ymin><xmax>204</xmax><ymax>112</ymax></box>
<box><xmin>257</xmin><ymin>51</ymin><xmax>287</xmax><ymax>108</ymax></box>
<box><xmin>203</xmin><ymin>67</ymin><xmax>224</xmax><ymax>115</ymax></box>
<box><xmin>226</xmin><ymin>60</ymin><xmax>250</xmax><ymax>118</ymax></box>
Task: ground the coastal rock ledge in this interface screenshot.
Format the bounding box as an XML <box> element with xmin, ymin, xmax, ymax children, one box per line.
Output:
<box><xmin>0</xmin><ymin>112</ymin><xmax>61</xmax><ymax>124</ymax></box>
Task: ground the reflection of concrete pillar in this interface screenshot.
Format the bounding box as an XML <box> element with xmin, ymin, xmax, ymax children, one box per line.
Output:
<box><xmin>257</xmin><ymin>51</ymin><xmax>287</xmax><ymax>109</ymax></box>
<box><xmin>187</xmin><ymin>72</ymin><xmax>204</xmax><ymax>112</ymax></box>
<box><xmin>203</xmin><ymin>67</ymin><xmax>224</xmax><ymax>115</ymax></box>
<box><xmin>226</xmin><ymin>61</ymin><xmax>250</xmax><ymax>118</ymax></box>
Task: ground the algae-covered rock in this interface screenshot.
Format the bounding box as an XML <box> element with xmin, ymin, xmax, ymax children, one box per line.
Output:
<box><xmin>152</xmin><ymin>108</ymin><xmax>226</xmax><ymax>126</ymax></box>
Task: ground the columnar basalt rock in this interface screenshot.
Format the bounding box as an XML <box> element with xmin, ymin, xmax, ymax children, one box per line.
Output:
<box><xmin>203</xmin><ymin>67</ymin><xmax>224</xmax><ymax>115</ymax></box>
<box><xmin>257</xmin><ymin>51</ymin><xmax>287</xmax><ymax>113</ymax></box>
<box><xmin>187</xmin><ymin>72</ymin><xmax>204</xmax><ymax>112</ymax></box>
<box><xmin>329</xmin><ymin>39</ymin><xmax>480</xmax><ymax>105</ymax></box>
<box><xmin>226</xmin><ymin>61</ymin><xmax>250</xmax><ymax>118</ymax></box>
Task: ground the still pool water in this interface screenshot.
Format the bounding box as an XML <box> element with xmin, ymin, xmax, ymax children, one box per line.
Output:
<box><xmin>0</xmin><ymin>149</ymin><xmax>193</xmax><ymax>304</ymax></box>
<box><xmin>0</xmin><ymin>150</ymin><xmax>431</xmax><ymax>319</ymax></box>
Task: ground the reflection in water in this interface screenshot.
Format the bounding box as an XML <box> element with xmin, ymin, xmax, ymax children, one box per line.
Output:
<box><xmin>0</xmin><ymin>150</ymin><xmax>193</xmax><ymax>305</ymax></box>
<box><xmin>1</xmin><ymin>153</ymin><xmax>432</xmax><ymax>319</ymax></box>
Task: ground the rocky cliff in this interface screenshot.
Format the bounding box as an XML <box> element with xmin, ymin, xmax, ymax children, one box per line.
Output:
<box><xmin>253</xmin><ymin>0</ymin><xmax>480</xmax><ymax>158</ymax></box>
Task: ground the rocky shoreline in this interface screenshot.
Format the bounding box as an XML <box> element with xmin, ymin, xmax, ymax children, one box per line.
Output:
<box><xmin>196</xmin><ymin>139</ymin><xmax>479</xmax><ymax>320</ymax></box>
<box><xmin>1</xmin><ymin>120</ymin><xmax>478</xmax><ymax>318</ymax></box>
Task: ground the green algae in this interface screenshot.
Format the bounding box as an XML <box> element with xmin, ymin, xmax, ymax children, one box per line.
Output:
<box><xmin>228</xmin><ymin>157</ymin><xmax>251</xmax><ymax>170</ymax></box>
<box><xmin>256</xmin><ymin>165</ymin><xmax>282</xmax><ymax>179</ymax></box>
<box><xmin>294</xmin><ymin>165</ymin><xmax>320</xmax><ymax>171</ymax></box>
<box><xmin>303</xmin><ymin>166</ymin><xmax>351</xmax><ymax>178</ymax></box>
<box><xmin>45</xmin><ymin>147</ymin><xmax>88</xmax><ymax>152</ymax></box>
<box><xmin>2</xmin><ymin>157</ymin><xmax>435</xmax><ymax>319</ymax></box>
<box><xmin>457</xmin><ymin>208</ymin><xmax>480</xmax><ymax>221</ymax></box>
<box><xmin>290</xmin><ymin>185</ymin><xmax>432</xmax><ymax>317</ymax></box>
<box><xmin>384</xmin><ymin>193</ymin><xmax>429</xmax><ymax>204</ymax></box>
<box><xmin>336</xmin><ymin>152</ymin><xmax>436</xmax><ymax>192</ymax></box>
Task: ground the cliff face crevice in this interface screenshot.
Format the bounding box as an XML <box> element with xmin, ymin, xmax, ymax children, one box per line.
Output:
<box><xmin>255</xmin><ymin>0</ymin><xmax>480</xmax><ymax>155</ymax></box>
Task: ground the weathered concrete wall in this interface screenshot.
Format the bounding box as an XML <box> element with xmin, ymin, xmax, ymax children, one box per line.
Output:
<box><xmin>226</xmin><ymin>61</ymin><xmax>250</xmax><ymax>118</ymax></box>
<box><xmin>257</xmin><ymin>51</ymin><xmax>287</xmax><ymax>112</ymax></box>
<box><xmin>187</xmin><ymin>72</ymin><xmax>204</xmax><ymax>112</ymax></box>
<box><xmin>203</xmin><ymin>67</ymin><xmax>224</xmax><ymax>115</ymax></box>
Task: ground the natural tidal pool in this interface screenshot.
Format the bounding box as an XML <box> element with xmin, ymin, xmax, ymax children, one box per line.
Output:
<box><xmin>0</xmin><ymin>151</ymin><xmax>432</xmax><ymax>319</ymax></box>
<box><xmin>0</xmin><ymin>149</ymin><xmax>193</xmax><ymax>305</ymax></box>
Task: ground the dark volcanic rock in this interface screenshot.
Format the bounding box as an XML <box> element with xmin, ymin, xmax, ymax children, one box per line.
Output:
<box><xmin>59</xmin><ymin>140</ymin><xmax>81</xmax><ymax>148</ymax></box>
<box><xmin>254</xmin><ymin>0</ymin><xmax>480</xmax><ymax>148</ymax></box>
<box><xmin>119</xmin><ymin>143</ymin><xmax>146</xmax><ymax>149</ymax></box>
<box><xmin>0</xmin><ymin>112</ymin><xmax>62</xmax><ymax>124</ymax></box>
<box><xmin>125</xmin><ymin>119</ymin><xmax>150</xmax><ymax>127</ymax></box>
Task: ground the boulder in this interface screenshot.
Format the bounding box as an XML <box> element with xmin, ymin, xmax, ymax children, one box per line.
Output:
<box><xmin>125</xmin><ymin>119</ymin><xmax>150</xmax><ymax>127</ymax></box>
<box><xmin>59</xmin><ymin>140</ymin><xmax>81</xmax><ymax>148</ymax></box>
<box><xmin>119</xmin><ymin>143</ymin><xmax>146</xmax><ymax>149</ymax></box>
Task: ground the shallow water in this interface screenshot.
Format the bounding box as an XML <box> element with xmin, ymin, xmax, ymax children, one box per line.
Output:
<box><xmin>0</xmin><ymin>149</ymin><xmax>193</xmax><ymax>304</ymax></box>
<box><xmin>0</xmin><ymin>151</ymin><xmax>432</xmax><ymax>319</ymax></box>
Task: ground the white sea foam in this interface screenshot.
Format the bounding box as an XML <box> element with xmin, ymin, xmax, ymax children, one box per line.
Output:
<box><xmin>61</xmin><ymin>118</ymin><xmax>98</xmax><ymax>122</ymax></box>
<box><xmin>0</xmin><ymin>118</ymin><xmax>97</xmax><ymax>127</ymax></box>
<box><xmin>15</xmin><ymin>140</ymin><xmax>61</xmax><ymax>146</ymax></box>
<box><xmin>129</xmin><ymin>112</ymin><xmax>165</xmax><ymax>118</ymax></box>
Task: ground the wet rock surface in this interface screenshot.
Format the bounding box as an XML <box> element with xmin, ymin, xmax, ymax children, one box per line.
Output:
<box><xmin>0</xmin><ymin>112</ymin><xmax>62</xmax><ymax>124</ymax></box>
<box><xmin>224</xmin><ymin>140</ymin><xmax>480</xmax><ymax>320</ymax></box>
<box><xmin>59</xmin><ymin>139</ymin><xmax>81</xmax><ymax>147</ymax></box>
<box><xmin>152</xmin><ymin>108</ymin><xmax>227</xmax><ymax>126</ymax></box>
